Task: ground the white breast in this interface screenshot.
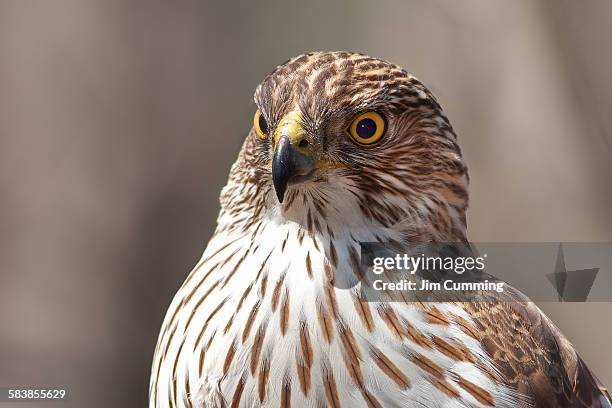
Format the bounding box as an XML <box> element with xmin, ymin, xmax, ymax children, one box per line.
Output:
<box><xmin>150</xmin><ymin>219</ymin><xmax>520</xmax><ymax>408</ymax></box>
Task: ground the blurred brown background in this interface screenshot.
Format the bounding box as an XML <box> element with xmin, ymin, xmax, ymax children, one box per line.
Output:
<box><xmin>1</xmin><ymin>1</ymin><xmax>611</xmax><ymax>407</ymax></box>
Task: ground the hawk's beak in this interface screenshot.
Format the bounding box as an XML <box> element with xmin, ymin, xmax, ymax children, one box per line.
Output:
<box><xmin>271</xmin><ymin>111</ymin><xmax>314</xmax><ymax>203</ymax></box>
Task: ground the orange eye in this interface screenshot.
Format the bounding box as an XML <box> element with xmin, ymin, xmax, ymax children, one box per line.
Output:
<box><xmin>347</xmin><ymin>111</ymin><xmax>386</xmax><ymax>145</ymax></box>
<box><xmin>253</xmin><ymin>110</ymin><xmax>269</xmax><ymax>140</ymax></box>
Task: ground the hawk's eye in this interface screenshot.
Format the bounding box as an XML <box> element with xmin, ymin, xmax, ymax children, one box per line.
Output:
<box><xmin>253</xmin><ymin>110</ymin><xmax>268</xmax><ymax>140</ymax></box>
<box><xmin>348</xmin><ymin>112</ymin><xmax>386</xmax><ymax>145</ymax></box>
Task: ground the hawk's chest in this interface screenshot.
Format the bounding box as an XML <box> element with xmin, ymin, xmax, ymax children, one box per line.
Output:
<box><xmin>151</xmin><ymin>222</ymin><xmax>506</xmax><ymax>408</ymax></box>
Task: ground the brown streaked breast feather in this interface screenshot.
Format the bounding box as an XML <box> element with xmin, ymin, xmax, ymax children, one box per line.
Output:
<box><xmin>271</xmin><ymin>274</ymin><xmax>286</xmax><ymax>312</ymax></box>
<box><xmin>405</xmin><ymin>321</ymin><xmax>433</xmax><ymax>350</ymax></box>
<box><xmin>324</xmin><ymin>284</ymin><xmax>339</xmax><ymax>318</ymax></box>
<box><xmin>359</xmin><ymin>388</ymin><xmax>383</xmax><ymax>408</ymax></box>
<box><xmin>337</xmin><ymin>320</ymin><xmax>362</xmax><ymax>364</ymax></box>
<box><xmin>450</xmin><ymin>313</ymin><xmax>482</xmax><ymax>341</ymax></box>
<box><xmin>198</xmin><ymin>332</ymin><xmax>216</xmax><ymax>377</ymax></box>
<box><xmin>259</xmin><ymin>274</ymin><xmax>268</xmax><ymax>298</ymax></box>
<box><xmin>296</xmin><ymin>321</ymin><xmax>313</xmax><ymax>395</ymax></box>
<box><xmin>223</xmin><ymin>338</ymin><xmax>237</xmax><ymax>376</ymax></box>
<box><xmin>305</xmin><ymin>250</ymin><xmax>313</xmax><ymax>279</ymax></box>
<box><xmin>299</xmin><ymin>321</ymin><xmax>314</xmax><ymax>368</ymax></box>
<box><xmin>455</xmin><ymin>375</ymin><xmax>495</xmax><ymax>407</ymax></box>
<box><xmin>377</xmin><ymin>304</ymin><xmax>405</xmax><ymax>339</ymax></box>
<box><xmin>280</xmin><ymin>377</ymin><xmax>291</xmax><ymax>408</ymax></box>
<box><xmin>242</xmin><ymin>300</ymin><xmax>260</xmax><ymax>343</ymax></box>
<box><xmin>352</xmin><ymin>291</ymin><xmax>375</xmax><ymax>332</ymax></box>
<box><xmin>432</xmin><ymin>377</ymin><xmax>461</xmax><ymax>399</ymax></box>
<box><xmin>183</xmin><ymin>279</ymin><xmax>221</xmax><ymax>329</ymax></box>
<box><xmin>258</xmin><ymin>357</ymin><xmax>270</xmax><ymax>403</ymax></box>
<box><xmin>424</xmin><ymin>306</ymin><xmax>450</xmax><ymax>326</ymax></box>
<box><xmin>296</xmin><ymin>358</ymin><xmax>311</xmax><ymax>396</ymax></box>
<box><xmin>322</xmin><ymin>368</ymin><xmax>341</xmax><ymax>408</ymax></box>
<box><xmin>338</xmin><ymin>321</ymin><xmax>364</xmax><ymax>389</ymax></box>
<box><xmin>235</xmin><ymin>283</ymin><xmax>253</xmax><ymax>314</ymax></box>
<box><xmin>370</xmin><ymin>346</ymin><xmax>411</xmax><ymax>389</ymax></box>
<box><xmin>409</xmin><ymin>352</ymin><xmax>444</xmax><ymax>379</ymax></box>
<box><xmin>221</xmin><ymin>249</ymin><xmax>249</xmax><ymax>287</ymax></box>
<box><xmin>279</xmin><ymin>290</ymin><xmax>290</xmax><ymax>335</ymax></box>
<box><xmin>249</xmin><ymin>324</ymin><xmax>266</xmax><ymax>375</ymax></box>
<box><xmin>316</xmin><ymin>301</ymin><xmax>334</xmax><ymax>343</ymax></box>
<box><xmin>230</xmin><ymin>374</ymin><xmax>246</xmax><ymax>408</ymax></box>
<box><xmin>431</xmin><ymin>335</ymin><xmax>470</xmax><ymax>362</ymax></box>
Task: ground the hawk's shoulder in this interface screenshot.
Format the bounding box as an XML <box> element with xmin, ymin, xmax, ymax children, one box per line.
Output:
<box><xmin>465</xmin><ymin>290</ymin><xmax>612</xmax><ymax>407</ymax></box>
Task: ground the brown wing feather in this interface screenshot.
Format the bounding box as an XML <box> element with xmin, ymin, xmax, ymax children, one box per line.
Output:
<box><xmin>465</xmin><ymin>287</ymin><xmax>611</xmax><ymax>407</ymax></box>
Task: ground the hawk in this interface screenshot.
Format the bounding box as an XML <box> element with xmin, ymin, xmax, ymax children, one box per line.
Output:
<box><xmin>150</xmin><ymin>51</ymin><xmax>611</xmax><ymax>407</ymax></box>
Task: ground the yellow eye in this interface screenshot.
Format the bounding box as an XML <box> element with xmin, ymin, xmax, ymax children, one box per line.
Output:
<box><xmin>253</xmin><ymin>110</ymin><xmax>269</xmax><ymax>140</ymax></box>
<box><xmin>348</xmin><ymin>111</ymin><xmax>386</xmax><ymax>145</ymax></box>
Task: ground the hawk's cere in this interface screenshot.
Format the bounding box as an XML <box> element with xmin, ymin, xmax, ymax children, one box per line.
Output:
<box><xmin>150</xmin><ymin>52</ymin><xmax>611</xmax><ymax>407</ymax></box>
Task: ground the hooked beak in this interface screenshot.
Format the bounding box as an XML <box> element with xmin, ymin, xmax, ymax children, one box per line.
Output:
<box><xmin>271</xmin><ymin>111</ymin><xmax>314</xmax><ymax>203</ymax></box>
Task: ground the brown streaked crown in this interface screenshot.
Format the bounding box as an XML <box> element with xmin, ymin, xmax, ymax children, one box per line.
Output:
<box><xmin>225</xmin><ymin>51</ymin><xmax>469</xmax><ymax>240</ymax></box>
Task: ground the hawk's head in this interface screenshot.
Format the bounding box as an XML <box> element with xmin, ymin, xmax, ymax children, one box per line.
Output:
<box><xmin>222</xmin><ymin>52</ymin><xmax>469</xmax><ymax>241</ymax></box>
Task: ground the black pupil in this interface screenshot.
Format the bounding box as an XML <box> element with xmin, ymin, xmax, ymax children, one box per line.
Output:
<box><xmin>356</xmin><ymin>118</ymin><xmax>377</xmax><ymax>139</ymax></box>
<box><xmin>258</xmin><ymin>114</ymin><xmax>268</xmax><ymax>134</ymax></box>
